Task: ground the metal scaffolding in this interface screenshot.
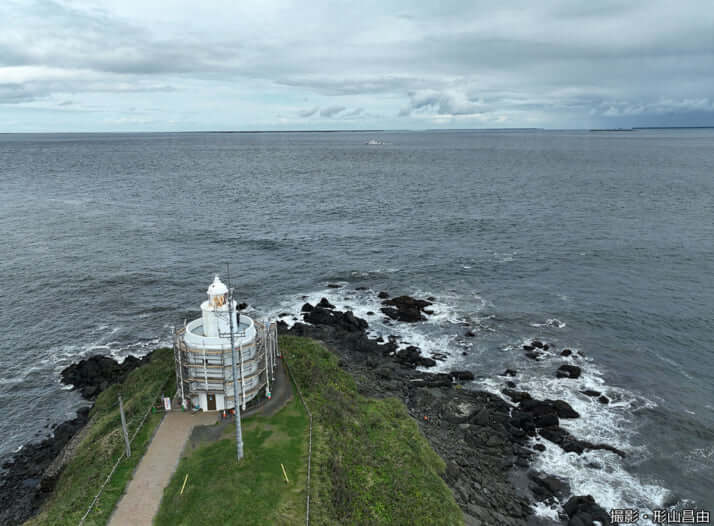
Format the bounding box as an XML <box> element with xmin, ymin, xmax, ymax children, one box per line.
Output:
<box><xmin>173</xmin><ymin>316</ymin><xmax>279</xmax><ymax>410</ymax></box>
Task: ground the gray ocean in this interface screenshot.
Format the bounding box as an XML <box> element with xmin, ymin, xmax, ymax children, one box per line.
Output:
<box><xmin>0</xmin><ymin>129</ymin><xmax>712</xmax><ymax>516</ymax></box>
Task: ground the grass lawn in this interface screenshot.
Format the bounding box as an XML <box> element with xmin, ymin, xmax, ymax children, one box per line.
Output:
<box><xmin>154</xmin><ymin>397</ymin><xmax>308</xmax><ymax>526</ymax></box>
<box><xmin>25</xmin><ymin>348</ymin><xmax>175</xmax><ymax>526</ymax></box>
<box><xmin>281</xmin><ymin>335</ymin><xmax>464</xmax><ymax>526</ymax></box>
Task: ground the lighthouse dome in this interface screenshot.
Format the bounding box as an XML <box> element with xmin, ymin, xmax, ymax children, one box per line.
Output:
<box><xmin>207</xmin><ymin>275</ymin><xmax>228</xmax><ymax>297</ymax></box>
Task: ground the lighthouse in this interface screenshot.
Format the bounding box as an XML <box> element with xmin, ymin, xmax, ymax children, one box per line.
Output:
<box><xmin>173</xmin><ymin>275</ymin><xmax>278</xmax><ymax>412</ymax></box>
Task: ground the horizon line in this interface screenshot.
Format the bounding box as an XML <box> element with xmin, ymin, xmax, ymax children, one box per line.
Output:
<box><xmin>1</xmin><ymin>125</ymin><xmax>713</xmax><ymax>135</ymax></box>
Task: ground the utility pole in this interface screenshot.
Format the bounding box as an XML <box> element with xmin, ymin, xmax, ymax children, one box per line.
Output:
<box><xmin>226</xmin><ymin>264</ymin><xmax>244</xmax><ymax>460</ymax></box>
<box><xmin>118</xmin><ymin>395</ymin><xmax>131</xmax><ymax>458</ymax></box>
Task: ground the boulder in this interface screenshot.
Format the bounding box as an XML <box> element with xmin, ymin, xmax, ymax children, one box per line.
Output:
<box><xmin>523</xmin><ymin>345</ymin><xmax>534</xmax><ymax>351</ymax></box>
<box><xmin>377</xmin><ymin>291</ymin><xmax>390</xmax><ymax>299</ymax></box>
<box><xmin>598</xmin><ymin>395</ymin><xmax>610</xmax><ymax>404</ymax></box>
<box><xmin>556</xmin><ymin>365</ymin><xmax>582</xmax><ymax>379</ymax></box>
<box><xmin>380</xmin><ymin>295</ymin><xmax>432</xmax><ymax>323</ymax></box>
<box><xmin>317</xmin><ymin>297</ymin><xmax>335</xmax><ymax>309</ymax></box>
<box><xmin>237</xmin><ymin>302</ymin><xmax>248</xmax><ymax>310</ymax></box>
<box><xmin>563</xmin><ymin>495</ymin><xmax>611</xmax><ymax>526</ymax></box>
<box><xmin>525</xmin><ymin>351</ymin><xmax>541</xmax><ymax>360</ymax></box>
<box><xmin>560</xmin><ymin>349</ymin><xmax>573</xmax><ymax>357</ymax></box>
<box><xmin>548</xmin><ymin>399</ymin><xmax>580</xmax><ymax>419</ymax></box>
<box><xmin>395</xmin><ymin>346</ymin><xmax>436</xmax><ymax>368</ymax></box>
<box><xmin>450</xmin><ymin>370</ymin><xmax>475</xmax><ymax>381</ymax></box>
<box><xmin>465</xmin><ymin>330</ymin><xmax>476</xmax><ymax>338</ymax></box>
<box><xmin>531</xmin><ymin>340</ymin><xmax>544</xmax><ymax>349</ymax></box>
<box><xmin>301</xmin><ymin>302</ymin><xmax>314</xmax><ymax>312</ymax></box>
<box><xmin>581</xmin><ymin>390</ymin><xmax>601</xmax><ymax>397</ymax></box>
<box><xmin>303</xmin><ymin>307</ymin><xmax>368</xmax><ymax>333</ymax></box>
<box><xmin>529</xmin><ymin>472</ymin><xmax>570</xmax><ymax>502</ymax></box>
<box><xmin>502</xmin><ymin>389</ymin><xmax>532</xmax><ymax>403</ymax></box>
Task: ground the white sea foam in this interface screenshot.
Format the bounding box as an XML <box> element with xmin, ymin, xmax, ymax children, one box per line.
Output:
<box><xmin>530</xmin><ymin>318</ymin><xmax>566</xmax><ymax>329</ymax></box>
<box><xmin>531</xmin><ymin>500</ymin><xmax>562</xmax><ymax>521</ymax></box>
<box><xmin>479</xmin><ymin>342</ymin><xmax>668</xmax><ymax>514</ymax></box>
<box><xmin>531</xmin><ymin>438</ymin><xmax>670</xmax><ymax>513</ymax></box>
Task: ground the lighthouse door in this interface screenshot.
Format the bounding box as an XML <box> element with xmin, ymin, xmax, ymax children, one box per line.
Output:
<box><xmin>207</xmin><ymin>393</ymin><xmax>216</xmax><ymax>411</ymax></box>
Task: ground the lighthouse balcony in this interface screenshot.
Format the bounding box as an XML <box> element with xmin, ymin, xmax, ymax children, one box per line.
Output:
<box><xmin>186</xmin><ymin>372</ymin><xmax>263</xmax><ymax>394</ymax></box>
<box><xmin>183</xmin><ymin>316</ymin><xmax>256</xmax><ymax>350</ymax></box>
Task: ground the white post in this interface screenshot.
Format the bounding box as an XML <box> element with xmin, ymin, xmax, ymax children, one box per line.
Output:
<box><xmin>118</xmin><ymin>395</ymin><xmax>131</xmax><ymax>458</ymax></box>
<box><xmin>264</xmin><ymin>321</ymin><xmax>271</xmax><ymax>398</ymax></box>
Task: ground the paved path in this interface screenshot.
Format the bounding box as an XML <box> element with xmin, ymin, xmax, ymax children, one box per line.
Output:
<box><xmin>108</xmin><ymin>411</ymin><xmax>217</xmax><ymax>526</ymax></box>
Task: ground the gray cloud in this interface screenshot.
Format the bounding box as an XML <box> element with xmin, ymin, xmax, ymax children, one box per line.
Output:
<box><xmin>320</xmin><ymin>105</ymin><xmax>346</xmax><ymax>118</ymax></box>
<box><xmin>298</xmin><ymin>106</ymin><xmax>318</xmax><ymax>118</ymax></box>
<box><xmin>1</xmin><ymin>0</ymin><xmax>713</xmax><ymax>129</ymax></box>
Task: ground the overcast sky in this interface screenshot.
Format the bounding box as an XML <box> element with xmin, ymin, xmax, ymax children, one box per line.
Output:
<box><xmin>1</xmin><ymin>0</ymin><xmax>713</xmax><ymax>132</ymax></box>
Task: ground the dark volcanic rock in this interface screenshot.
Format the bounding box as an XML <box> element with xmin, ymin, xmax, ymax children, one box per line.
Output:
<box><xmin>563</xmin><ymin>495</ymin><xmax>611</xmax><ymax>526</ymax></box>
<box><xmin>581</xmin><ymin>389</ymin><xmax>601</xmax><ymax>397</ymax></box>
<box><xmin>522</xmin><ymin>344</ymin><xmax>534</xmax><ymax>351</ymax></box>
<box><xmin>61</xmin><ymin>353</ymin><xmax>150</xmax><ymax>400</ymax></box>
<box><xmin>301</xmin><ymin>302</ymin><xmax>314</xmax><ymax>312</ymax></box>
<box><xmin>560</xmin><ymin>349</ymin><xmax>573</xmax><ymax>357</ymax></box>
<box><xmin>556</xmin><ymin>364</ymin><xmax>582</xmax><ymax>379</ymax></box>
<box><xmin>303</xmin><ymin>307</ymin><xmax>368</xmax><ymax>333</ymax></box>
<box><xmin>549</xmin><ymin>400</ymin><xmax>580</xmax><ymax>419</ymax></box>
<box><xmin>538</xmin><ymin>426</ymin><xmax>625</xmax><ymax>458</ymax></box>
<box><xmin>317</xmin><ymin>297</ymin><xmax>335</xmax><ymax>309</ymax></box>
<box><xmin>503</xmin><ymin>389</ymin><xmax>532</xmax><ymax>403</ymax></box>
<box><xmin>524</xmin><ymin>351</ymin><xmax>541</xmax><ymax>360</ymax></box>
<box><xmin>528</xmin><ymin>472</ymin><xmax>570</xmax><ymax>502</ymax></box>
<box><xmin>395</xmin><ymin>346</ymin><xmax>436</xmax><ymax>368</ymax></box>
<box><xmin>377</xmin><ymin>291</ymin><xmax>390</xmax><ymax>299</ymax></box>
<box><xmin>327</xmin><ymin>283</ymin><xmax>341</xmax><ymax>288</ymax></box>
<box><xmin>598</xmin><ymin>395</ymin><xmax>610</xmax><ymax>405</ymax></box>
<box><xmin>501</xmin><ymin>369</ymin><xmax>518</xmax><ymax>377</ymax></box>
<box><xmin>450</xmin><ymin>370</ymin><xmax>475</xmax><ymax>381</ymax></box>
<box><xmin>465</xmin><ymin>330</ymin><xmax>476</xmax><ymax>338</ymax></box>
<box><xmin>531</xmin><ymin>340</ymin><xmax>544</xmax><ymax>349</ymax></box>
<box><xmin>237</xmin><ymin>302</ymin><xmax>248</xmax><ymax>310</ymax></box>
<box><xmin>0</xmin><ymin>408</ymin><xmax>90</xmax><ymax>526</ymax></box>
<box><xmin>380</xmin><ymin>295</ymin><xmax>432</xmax><ymax>322</ymax></box>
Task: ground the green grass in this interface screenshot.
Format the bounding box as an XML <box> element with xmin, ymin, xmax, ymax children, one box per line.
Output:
<box><xmin>280</xmin><ymin>335</ymin><xmax>464</xmax><ymax>526</ymax></box>
<box><xmin>25</xmin><ymin>348</ymin><xmax>175</xmax><ymax>526</ymax></box>
<box><xmin>154</xmin><ymin>398</ymin><xmax>309</xmax><ymax>526</ymax></box>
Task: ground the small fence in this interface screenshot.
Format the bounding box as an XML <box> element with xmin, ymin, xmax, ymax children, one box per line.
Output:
<box><xmin>281</xmin><ymin>352</ymin><xmax>313</xmax><ymax>526</ymax></box>
<box><xmin>78</xmin><ymin>375</ymin><xmax>172</xmax><ymax>526</ymax></box>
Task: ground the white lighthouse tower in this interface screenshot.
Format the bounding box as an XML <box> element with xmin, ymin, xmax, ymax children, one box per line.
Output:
<box><xmin>173</xmin><ymin>275</ymin><xmax>278</xmax><ymax>412</ymax></box>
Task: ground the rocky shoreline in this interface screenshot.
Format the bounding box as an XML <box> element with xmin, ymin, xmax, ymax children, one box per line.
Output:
<box><xmin>1</xmin><ymin>291</ymin><xmax>619</xmax><ymax>526</ymax></box>
<box><xmin>0</xmin><ymin>352</ymin><xmax>153</xmax><ymax>526</ymax></box>
<box><xmin>281</xmin><ymin>292</ymin><xmax>616</xmax><ymax>526</ymax></box>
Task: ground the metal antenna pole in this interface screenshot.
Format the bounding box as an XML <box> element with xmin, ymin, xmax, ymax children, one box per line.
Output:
<box><xmin>226</xmin><ymin>264</ymin><xmax>244</xmax><ymax>460</ymax></box>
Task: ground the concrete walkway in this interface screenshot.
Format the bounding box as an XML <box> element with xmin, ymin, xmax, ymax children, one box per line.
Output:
<box><xmin>108</xmin><ymin>411</ymin><xmax>217</xmax><ymax>526</ymax></box>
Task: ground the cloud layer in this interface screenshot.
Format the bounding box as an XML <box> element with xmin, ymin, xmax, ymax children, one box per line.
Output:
<box><xmin>1</xmin><ymin>0</ymin><xmax>713</xmax><ymax>131</ymax></box>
